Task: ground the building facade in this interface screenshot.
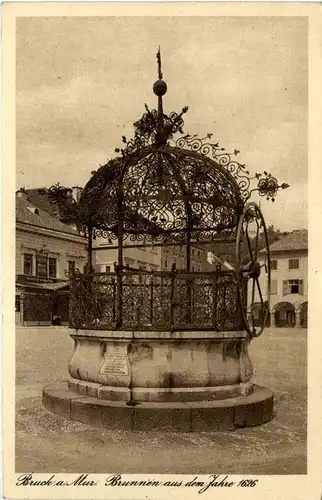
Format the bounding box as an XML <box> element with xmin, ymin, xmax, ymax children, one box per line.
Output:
<box><xmin>16</xmin><ymin>191</ymin><xmax>87</xmax><ymax>325</ymax></box>
<box><xmin>254</xmin><ymin>230</ymin><xmax>308</xmax><ymax>328</ymax></box>
<box><xmin>93</xmin><ymin>236</ymin><xmax>162</xmax><ymax>273</ymax></box>
<box><xmin>161</xmin><ymin>244</ymin><xmax>210</xmax><ymax>272</ymax></box>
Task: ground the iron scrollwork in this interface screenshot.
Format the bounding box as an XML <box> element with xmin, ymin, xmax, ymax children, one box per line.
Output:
<box><xmin>173</xmin><ymin>134</ymin><xmax>289</xmax><ymax>202</ymax></box>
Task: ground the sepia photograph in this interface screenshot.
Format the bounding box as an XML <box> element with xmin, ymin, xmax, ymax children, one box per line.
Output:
<box><xmin>3</xmin><ymin>3</ymin><xmax>322</xmax><ymax>499</ymax></box>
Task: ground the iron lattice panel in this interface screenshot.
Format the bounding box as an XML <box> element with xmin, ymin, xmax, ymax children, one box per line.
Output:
<box><xmin>69</xmin><ymin>271</ymin><xmax>246</xmax><ymax>332</ymax></box>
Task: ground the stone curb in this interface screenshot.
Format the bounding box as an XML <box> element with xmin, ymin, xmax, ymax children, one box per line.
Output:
<box><xmin>43</xmin><ymin>381</ymin><xmax>274</xmax><ymax>432</ymax></box>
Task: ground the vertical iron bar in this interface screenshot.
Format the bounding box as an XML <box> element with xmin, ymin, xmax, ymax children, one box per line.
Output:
<box><xmin>212</xmin><ymin>276</ymin><xmax>218</xmax><ymax>330</ymax></box>
<box><xmin>170</xmin><ymin>264</ymin><xmax>176</xmax><ymax>330</ymax></box>
<box><xmin>115</xmin><ymin>223</ymin><xmax>123</xmax><ymax>329</ymax></box>
<box><xmin>223</xmin><ymin>280</ymin><xmax>227</xmax><ymax>329</ymax></box>
<box><xmin>87</xmin><ymin>225</ymin><xmax>93</xmax><ymax>273</ymax></box>
<box><xmin>186</xmin><ymin>231</ymin><xmax>191</xmax><ymax>272</ymax></box>
<box><xmin>112</xmin><ymin>277</ymin><xmax>116</xmax><ymax>322</ymax></box>
<box><xmin>85</xmin><ymin>225</ymin><xmax>94</xmax><ymax>326</ymax></box>
<box><xmin>150</xmin><ymin>278</ymin><xmax>154</xmax><ymax>324</ymax></box>
<box><xmin>186</xmin><ymin>212</ymin><xmax>192</xmax><ymax>325</ymax></box>
<box><xmin>136</xmin><ymin>278</ymin><xmax>142</xmax><ymax>327</ymax></box>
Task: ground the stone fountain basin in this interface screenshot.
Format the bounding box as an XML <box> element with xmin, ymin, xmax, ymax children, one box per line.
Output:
<box><xmin>67</xmin><ymin>330</ymin><xmax>254</xmax><ymax>403</ymax></box>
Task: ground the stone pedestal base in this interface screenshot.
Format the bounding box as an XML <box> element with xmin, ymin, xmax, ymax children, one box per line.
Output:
<box><xmin>67</xmin><ymin>378</ymin><xmax>254</xmax><ymax>402</ymax></box>
<box><xmin>43</xmin><ymin>381</ymin><xmax>274</xmax><ymax>432</ymax></box>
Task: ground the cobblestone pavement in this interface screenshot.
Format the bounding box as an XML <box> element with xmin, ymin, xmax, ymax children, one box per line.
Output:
<box><xmin>15</xmin><ymin>326</ymin><xmax>306</xmax><ymax>474</ymax></box>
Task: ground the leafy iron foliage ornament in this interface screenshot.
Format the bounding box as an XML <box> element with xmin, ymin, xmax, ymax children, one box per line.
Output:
<box><xmin>47</xmin><ymin>183</ymin><xmax>78</xmax><ymax>221</ymax></box>
<box><xmin>115</xmin><ymin>105</ymin><xmax>189</xmax><ymax>155</ymax></box>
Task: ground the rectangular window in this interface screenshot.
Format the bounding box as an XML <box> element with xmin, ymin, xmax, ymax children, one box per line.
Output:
<box><xmin>271</xmin><ymin>280</ymin><xmax>278</xmax><ymax>295</ymax></box>
<box><xmin>165</xmin><ymin>259</ymin><xmax>168</xmax><ymax>269</ymax></box>
<box><xmin>105</xmin><ymin>265</ymin><xmax>111</xmax><ymax>273</ymax></box>
<box><xmin>36</xmin><ymin>254</ymin><xmax>48</xmax><ymax>277</ymax></box>
<box><xmin>68</xmin><ymin>260</ymin><xmax>76</xmax><ymax>276</ymax></box>
<box><xmin>151</xmin><ymin>242</ymin><xmax>158</xmax><ymax>254</ymax></box>
<box><xmin>48</xmin><ymin>258</ymin><xmax>57</xmax><ymax>278</ymax></box>
<box><xmin>283</xmin><ymin>279</ymin><xmax>304</xmax><ymax>295</ymax></box>
<box><xmin>289</xmin><ymin>258</ymin><xmax>299</xmax><ymax>270</ymax></box>
<box><xmin>270</xmin><ymin>260</ymin><xmax>277</xmax><ymax>271</ymax></box>
<box><xmin>290</xmin><ymin>280</ymin><xmax>300</xmax><ymax>294</ymax></box>
<box><xmin>23</xmin><ymin>253</ymin><xmax>33</xmax><ymax>275</ymax></box>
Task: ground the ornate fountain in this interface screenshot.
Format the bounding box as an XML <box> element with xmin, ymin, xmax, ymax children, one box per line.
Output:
<box><xmin>43</xmin><ymin>50</ymin><xmax>288</xmax><ymax>431</ymax></box>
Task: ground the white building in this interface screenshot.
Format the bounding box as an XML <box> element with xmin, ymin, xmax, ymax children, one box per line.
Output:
<box><xmin>93</xmin><ymin>236</ymin><xmax>161</xmax><ymax>273</ymax></box>
<box><xmin>15</xmin><ymin>190</ymin><xmax>87</xmax><ymax>325</ymax></box>
<box><xmin>254</xmin><ymin>230</ymin><xmax>308</xmax><ymax>328</ymax></box>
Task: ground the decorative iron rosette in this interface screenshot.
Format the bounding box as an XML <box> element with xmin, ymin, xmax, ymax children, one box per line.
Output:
<box><xmin>256</xmin><ymin>174</ymin><xmax>290</xmax><ymax>202</ymax></box>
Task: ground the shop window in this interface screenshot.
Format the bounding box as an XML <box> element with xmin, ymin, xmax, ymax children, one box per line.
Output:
<box><xmin>23</xmin><ymin>253</ymin><xmax>33</xmax><ymax>275</ymax></box>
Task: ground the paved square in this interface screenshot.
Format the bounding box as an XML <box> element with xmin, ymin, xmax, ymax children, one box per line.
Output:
<box><xmin>16</xmin><ymin>326</ymin><xmax>306</xmax><ymax>474</ymax></box>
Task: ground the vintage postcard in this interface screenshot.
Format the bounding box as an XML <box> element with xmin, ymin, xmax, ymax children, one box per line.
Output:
<box><xmin>2</xmin><ymin>2</ymin><xmax>322</xmax><ymax>499</ymax></box>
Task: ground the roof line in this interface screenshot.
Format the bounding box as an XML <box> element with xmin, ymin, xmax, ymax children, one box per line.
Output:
<box><xmin>16</xmin><ymin>220</ymin><xmax>84</xmax><ymax>239</ymax></box>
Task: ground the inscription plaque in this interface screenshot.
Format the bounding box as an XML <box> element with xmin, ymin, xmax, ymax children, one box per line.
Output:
<box><xmin>99</xmin><ymin>353</ymin><xmax>129</xmax><ymax>376</ymax></box>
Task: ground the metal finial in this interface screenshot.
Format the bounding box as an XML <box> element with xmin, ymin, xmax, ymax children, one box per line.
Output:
<box><xmin>153</xmin><ymin>47</ymin><xmax>168</xmax><ymax>145</ymax></box>
<box><xmin>153</xmin><ymin>47</ymin><xmax>167</xmax><ymax>97</ymax></box>
<box><xmin>157</xmin><ymin>46</ymin><xmax>163</xmax><ymax>80</ymax></box>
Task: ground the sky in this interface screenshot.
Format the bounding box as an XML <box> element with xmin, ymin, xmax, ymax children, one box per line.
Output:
<box><xmin>16</xmin><ymin>16</ymin><xmax>308</xmax><ymax>231</ymax></box>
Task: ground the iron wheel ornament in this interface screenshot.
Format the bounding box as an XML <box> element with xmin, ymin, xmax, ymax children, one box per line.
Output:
<box><xmin>236</xmin><ymin>202</ymin><xmax>271</xmax><ymax>337</ymax></box>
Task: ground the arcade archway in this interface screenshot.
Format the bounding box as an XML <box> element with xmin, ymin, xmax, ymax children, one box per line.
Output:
<box><xmin>274</xmin><ymin>302</ymin><xmax>295</xmax><ymax>328</ymax></box>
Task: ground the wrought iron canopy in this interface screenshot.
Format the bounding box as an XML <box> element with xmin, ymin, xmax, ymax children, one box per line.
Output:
<box><xmin>78</xmin><ymin>144</ymin><xmax>245</xmax><ymax>243</ymax></box>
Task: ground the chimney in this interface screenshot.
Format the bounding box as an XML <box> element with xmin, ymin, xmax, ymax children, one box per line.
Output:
<box><xmin>16</xmin><ymin>188</ymin><xmax>27</xmax><ymax>199</ymax></box>
<box><xmin>72</xmin><ymin>186</ymin><xmax>83</xmax><ymax>203</ymax></box>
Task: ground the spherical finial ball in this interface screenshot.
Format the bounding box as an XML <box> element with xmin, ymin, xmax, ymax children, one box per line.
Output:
<box><xmin>153</xmin><ymin>79</ymin><xmax>167</xmax><ymax>96</ymax></box>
